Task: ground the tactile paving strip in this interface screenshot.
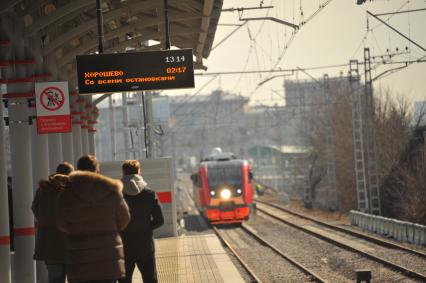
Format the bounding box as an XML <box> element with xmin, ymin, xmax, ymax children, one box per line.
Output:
<box><xmin>154</xmin><ymin>235</ymin><xmax>233</xmax><ymax>283</ymax></box>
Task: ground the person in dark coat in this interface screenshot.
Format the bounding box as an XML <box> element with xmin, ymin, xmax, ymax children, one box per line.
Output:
<box><xmin>32</xmin><ymin>162</ymin><xmax>74</xmax><ymax>283</ymax></box>
<box><xmin>119</xmin><ymin>160</ymin><xmax>164</xmax><ymax>283</ymax></box>
<box><xmin>56</xmin><ymin>155</ymin><xmax>131</xmax><ymax>283</ymax></box>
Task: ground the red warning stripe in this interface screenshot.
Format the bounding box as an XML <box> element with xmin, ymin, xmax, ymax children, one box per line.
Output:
<box><xmin>157</xmin><ymin>192</ymin><xmax>172</xmax><ymax>203</ymax></box>
<box><xmin>0</xmin><ymin>77</ymin><xmax>34</xmax><ymax>83</ymax></box>
<box><xmin>14</xmin><ymin>227</ymin><xmax>35</xmax><ymax>236</ymax></box>
<box><xmin>3</xmin><ymin>92</ymin><xmax>34</xmax><ymax>99</ymax></box>
<box><xmin>0</xmin><ymin>236</ymin><xmax>10</xmax><ymax>245</ymax></box>
<box><xmin>0</xmin><ymin>40</ymin><xmax>12</xmax><ymax>46</ymax></box>
<box><xmin>32</xmin><ymin>73</ymin><xmax>52</xmax><ymax>79</ymax></box>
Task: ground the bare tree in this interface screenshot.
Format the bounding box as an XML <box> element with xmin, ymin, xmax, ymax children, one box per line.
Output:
<box><xmin>298</xmin><ymin>84</ymin><xmax>426</xmax><ymax>220</ymax></box>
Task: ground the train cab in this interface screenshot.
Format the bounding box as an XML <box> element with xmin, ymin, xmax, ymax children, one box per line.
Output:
<box><xmin>191</xmin><ymin>151</ymin><xmax>254</xmax><ymax>224</ymax></box>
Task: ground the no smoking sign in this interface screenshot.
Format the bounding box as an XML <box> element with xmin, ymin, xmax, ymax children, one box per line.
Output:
<box><xmin>35</xmin><ymin>82</ymin><xmax>71</xmax><ymax>134</ymax></box>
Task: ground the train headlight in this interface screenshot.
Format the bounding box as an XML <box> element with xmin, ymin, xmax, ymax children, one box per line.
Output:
<box><xmin>236</xmin><ymin>188</ymin><xmax>242</xmax><ymax>194</ymax></box>
<box><xmin>210</xmin><ymin>190</ymin><xmax>215</xmax><ymax>196</ymax></box>
<box><xmin>220</xmin><ymin>189</ymin><xmax>231</xmax><ymax>199</ymax></box>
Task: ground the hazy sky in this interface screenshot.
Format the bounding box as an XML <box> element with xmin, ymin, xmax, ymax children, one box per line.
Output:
<box><xmin>165</xmin><ymin>0</ymin><xmax>426</xmax><ymax>107</ymax></box>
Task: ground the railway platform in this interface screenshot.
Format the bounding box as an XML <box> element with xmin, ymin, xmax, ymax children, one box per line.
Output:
<box><xmin>132</xmin><ymin>234</ymin><xmax>244</xmax><ymax>283</ymax></box>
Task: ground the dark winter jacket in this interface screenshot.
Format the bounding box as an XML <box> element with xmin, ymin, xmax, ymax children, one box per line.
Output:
<box><xmin>32</xmin><ymin>174</ymin><xmax>69</xmax><ymax>262</ymax></box>
<box><xmin>120</xmin><ymin>174</ymin><xmax>164</xmax><ymax>260</ymax></box>
<box><xmin>56</xmin><ymin>171</ymin><xmax>131</xmax><ymax>282</ymax></box>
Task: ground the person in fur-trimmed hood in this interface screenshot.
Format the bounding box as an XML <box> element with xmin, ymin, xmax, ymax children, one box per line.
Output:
<box><xmin>56</xmin><ymin>155</ymin><xmax>130</xmax><ymax>283</ymax></box>
<box><xmin>32</xmin><ymin>162</ymin><xmax>74</xmax><ymax>283</ymax></box>
<box><xmin>118</xmin><ymin>160</ymin><xmax>164</xmax><ymax>283</ymax></box>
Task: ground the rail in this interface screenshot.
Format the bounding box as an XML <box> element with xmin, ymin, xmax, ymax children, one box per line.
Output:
<box><xmin>256</xmin><ymin>201</ymin><xmax>426</xmax><ymax>282</ymax></box>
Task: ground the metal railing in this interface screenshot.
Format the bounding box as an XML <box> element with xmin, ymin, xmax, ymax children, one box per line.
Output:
<box><xmin>350</xmin><ymin>210</ymin><xmax>426</xmax><ymax>246</ymax></box>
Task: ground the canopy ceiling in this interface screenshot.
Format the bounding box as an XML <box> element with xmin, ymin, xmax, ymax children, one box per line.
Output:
<box><xmin>1</xmin><ymin>0</ymin><xmax>223</xmax><ymax>87</ymax></box>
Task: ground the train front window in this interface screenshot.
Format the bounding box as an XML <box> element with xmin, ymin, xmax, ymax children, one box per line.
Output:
<box><xmin>207</xmin><ymin>166</ymin><xmax>242</xmax><ymax>188</ymax></box>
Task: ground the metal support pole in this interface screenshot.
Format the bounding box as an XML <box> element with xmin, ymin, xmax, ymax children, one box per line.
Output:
<box><xmin>96</xmin><ymin>0</ymin><xmax>104</xmax><ymax>54</ymax></box>
<box><xmin>137</xmin><ymin>93</ymin><xmax>144</xmax><ymax>159</ymax></box>
<box><xmin>62</xmin><ymin>132</ymin><xmax>74</xmax><ymax>164</ymax></box>
<box><xmin>0</xmin><ymin>68</ymin><xmax>12</xmax><ymax>283</ymax></box>
<box><xmin>122</xmin><ymin>92</ymin><xmax>130</xmax><ymax>159</ymax></box>
<box><xmin>48</xmin><ymin>134</ymin><xmax>63</xmax><ymax>174</ymax></box>
<box><xmin>88</xmin><ymin>130</ymin><xmax>95</xmax><ymax>155</ymax></box>
<box><xmin>30</xmin><ymin>103</ymin><xmax>49</xmax><ymax>283</ymax></box>
<box><xmin>72</xmin><ymin>123</ymin><xmax>83</xmax><ymax>163</ymax></box>
<box><xmin>8</xmin><ymin>36</ymin><xmax>36</xmax><ymax>282</ymax></box>
<box><xmin>146</xmin><ymin>91</ymin><xmax>155</xmax><ymax>158</ymax></box>
<box><xmin>163</xmin><ymin>0</ymin><xmax>171</xmax><ymax>49</ymax></box>
<box><xmin>87</xmin><ymin>97</ymin><xmax>95</xmax><ymax>155</ymax></box>
<box><xmin>108</xmin><ymin>95</ymin><xmax>116</xmax><ymax>160</ymax></box>
<box><xmin>81</xmin><ymin>126</ymin><xmax>89</xmax><ymax>156</ymax></box>
<box><xmin>141</xmin><ymin>92</ymin><xmax>148</xmax><ymax>159</ymax></box>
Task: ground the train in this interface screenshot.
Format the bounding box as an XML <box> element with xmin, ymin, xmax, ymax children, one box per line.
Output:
<box><xmin>190</xmin><ymin>148</ymin><xmax>255</xmax><ymax>225</ymax></box>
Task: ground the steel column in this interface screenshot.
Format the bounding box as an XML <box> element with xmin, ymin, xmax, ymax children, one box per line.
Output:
<box><xmin>30</xmin><ymin>96</ymin><xmax>49</xmax><ymax>283</ymax></box>
<box><xmin>81</xmin><ymin>126</ymin><xmax>89</xmax><ymax>155</ymax></box>
<box><xmin>72</xmin><ymin>123</ymin><xmax>83</xmax><ymax>163</ymax></box>
<box><xmin>108</xmin><ymin>95</ymin><xmax>116</xmax><ymax>160</ymax></box>
<box><xmin>62</xmin><ymin>132</ymin><xmax>74</xmax><ymax>164</ymax></box>
<box><xmin>122</xmin><ymin>92</ymin><xmax>130</xmax><ymax>159</ymax></box>
<box><xmin>8</xmin><ymin>35</ymin><xmax>36</xmax><ymax>282</ymax></box>
<box><xmin>88</xmin><ymin>130</ymin><xmax>95</xmax><ymax>155</ymax></box>
<box><xmin>48</xmin><ymin>134</ymin><xmax>62</xmax><ymax>174</ymax></box>
<box><xmin>0</xmin><ymin>63</ymin><xmax>12</xmax><ymax>283</ymax></box>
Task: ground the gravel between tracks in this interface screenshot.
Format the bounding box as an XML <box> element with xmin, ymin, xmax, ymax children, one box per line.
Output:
<box><xmin>258</xmin><ymin>203</ymin><xmax>426</xmax><ymax>277</ymax></box>
<box><xmin>218</xmin><ymin>227</ymin><xmax>313</xmax><ymax>283</ymax></box>
<box><xmin>260</xmin><ymin>197</ymin><xmax>426</xmax><ymax>254</ymax></box>
<box><xmin>247</xmin><ymin>212</ymin><xmax>420</xmax><ymax>282</ymax></box>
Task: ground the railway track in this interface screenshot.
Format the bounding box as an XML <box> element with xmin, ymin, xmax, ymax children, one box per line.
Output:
<box><xmin>256</xmin><ymin>200</ymin><xmax>426</xmax><ymax>282</ymax></box>
<box><xmin>213</xmin><ymin>225</ymin><xmax>328</xmax><ymax>283</ymax></box>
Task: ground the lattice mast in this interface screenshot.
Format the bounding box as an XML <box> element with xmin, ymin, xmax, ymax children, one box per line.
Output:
<box><xmin>323</xmin><ymin>74</ymin><xmax>338</xmax><ymax>210</ymax></box>
<box><xmin>349</xmin><ymin>60</ymin><xmax>370</xmax><ymax>213</ymax></box>
<box><xmin>364</xmin><ymin>48</ymin><xmax>381</xmax><ymax>215</ymax></box>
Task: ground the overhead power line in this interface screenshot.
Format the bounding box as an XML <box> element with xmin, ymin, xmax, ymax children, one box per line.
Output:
<box><xmin>195</xmin><ymin>63</ymin><xmax>350</xmax><ymax>76</ymax></box>
<box><xmin>367</xmin><ymin>10</ymin><xmax>426</xmax><ymax>52</ymax></box>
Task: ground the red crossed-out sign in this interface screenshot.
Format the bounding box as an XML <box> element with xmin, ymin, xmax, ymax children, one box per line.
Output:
<box><xmin>40</xmin><ymin>87</ymin><xmax>65</xmax><ymax>111</ymax></box>
<box><xmin>35</xmin><ymin>82</ymin><xmax>71</xmax><ymax>134</ymax></box>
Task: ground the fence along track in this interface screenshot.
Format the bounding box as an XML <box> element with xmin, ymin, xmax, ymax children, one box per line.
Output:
<box><xmin>256</xmin><ymin>201</ymin><xmax>426</xmax><ymax>282</ymax></box>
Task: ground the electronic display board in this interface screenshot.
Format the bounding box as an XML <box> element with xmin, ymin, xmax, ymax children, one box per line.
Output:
<box><xmin>76</xmin><ymin>49</ymin><xmax>194</xmax><ymax>94</ymax></box>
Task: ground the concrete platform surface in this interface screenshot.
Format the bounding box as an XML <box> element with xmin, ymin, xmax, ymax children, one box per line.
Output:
<box><xmin>131</xmin><ymin>234</ymin><xmax>245</xmax><ymax>283</ymax></box>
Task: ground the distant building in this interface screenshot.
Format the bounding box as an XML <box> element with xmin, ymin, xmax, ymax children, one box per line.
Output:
<box><xmin>248</xmin><ymin>145</ymin><xmax>310</xmax><ymax>195</ymax></box>
<box><xmin>95</xmin><ymin>89</ymin><xmax>301</xmax><ymax>169</ymax></box>
<box><xmin>283</xmin><ymin>76</ymin><xmax>354</xmax><ymax>145</ymax></box>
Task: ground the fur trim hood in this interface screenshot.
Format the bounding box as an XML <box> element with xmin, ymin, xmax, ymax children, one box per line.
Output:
<box><xmin>121</xmin><ymin>174</ymin><xmax>147</xmax><ymax>196</ymax></box>
<box><xmin>38</xmin><ymin>174</ymin><xmax>69</xmax><ymax>192</ymax></box>
<box><xmin>68</xmin><ymin>171</ymin><xmax>123</xmax><ymax>202</ymax></box>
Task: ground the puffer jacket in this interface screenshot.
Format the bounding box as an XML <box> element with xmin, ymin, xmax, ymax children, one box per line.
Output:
<box><xmin>32</xmin><ymin>174</ymin><xmax>69</xmax><ymax>262</ymax></box>
<box><xmin>56</xmin><ymin>171</ymin><xmax>130</xmax><ymax>282</ymax></box>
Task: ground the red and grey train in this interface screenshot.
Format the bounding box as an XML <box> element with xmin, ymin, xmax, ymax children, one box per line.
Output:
<box><xmin>191</xmin><ymin>150</ymin><xmax>254</xmax><ymax>224</ymax></box>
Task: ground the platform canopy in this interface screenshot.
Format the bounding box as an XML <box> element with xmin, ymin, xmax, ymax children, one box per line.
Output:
<box><xmin>0</xmin><ymin>0</ymin><xmax>223</xmax><ymax>88</ymax></box>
